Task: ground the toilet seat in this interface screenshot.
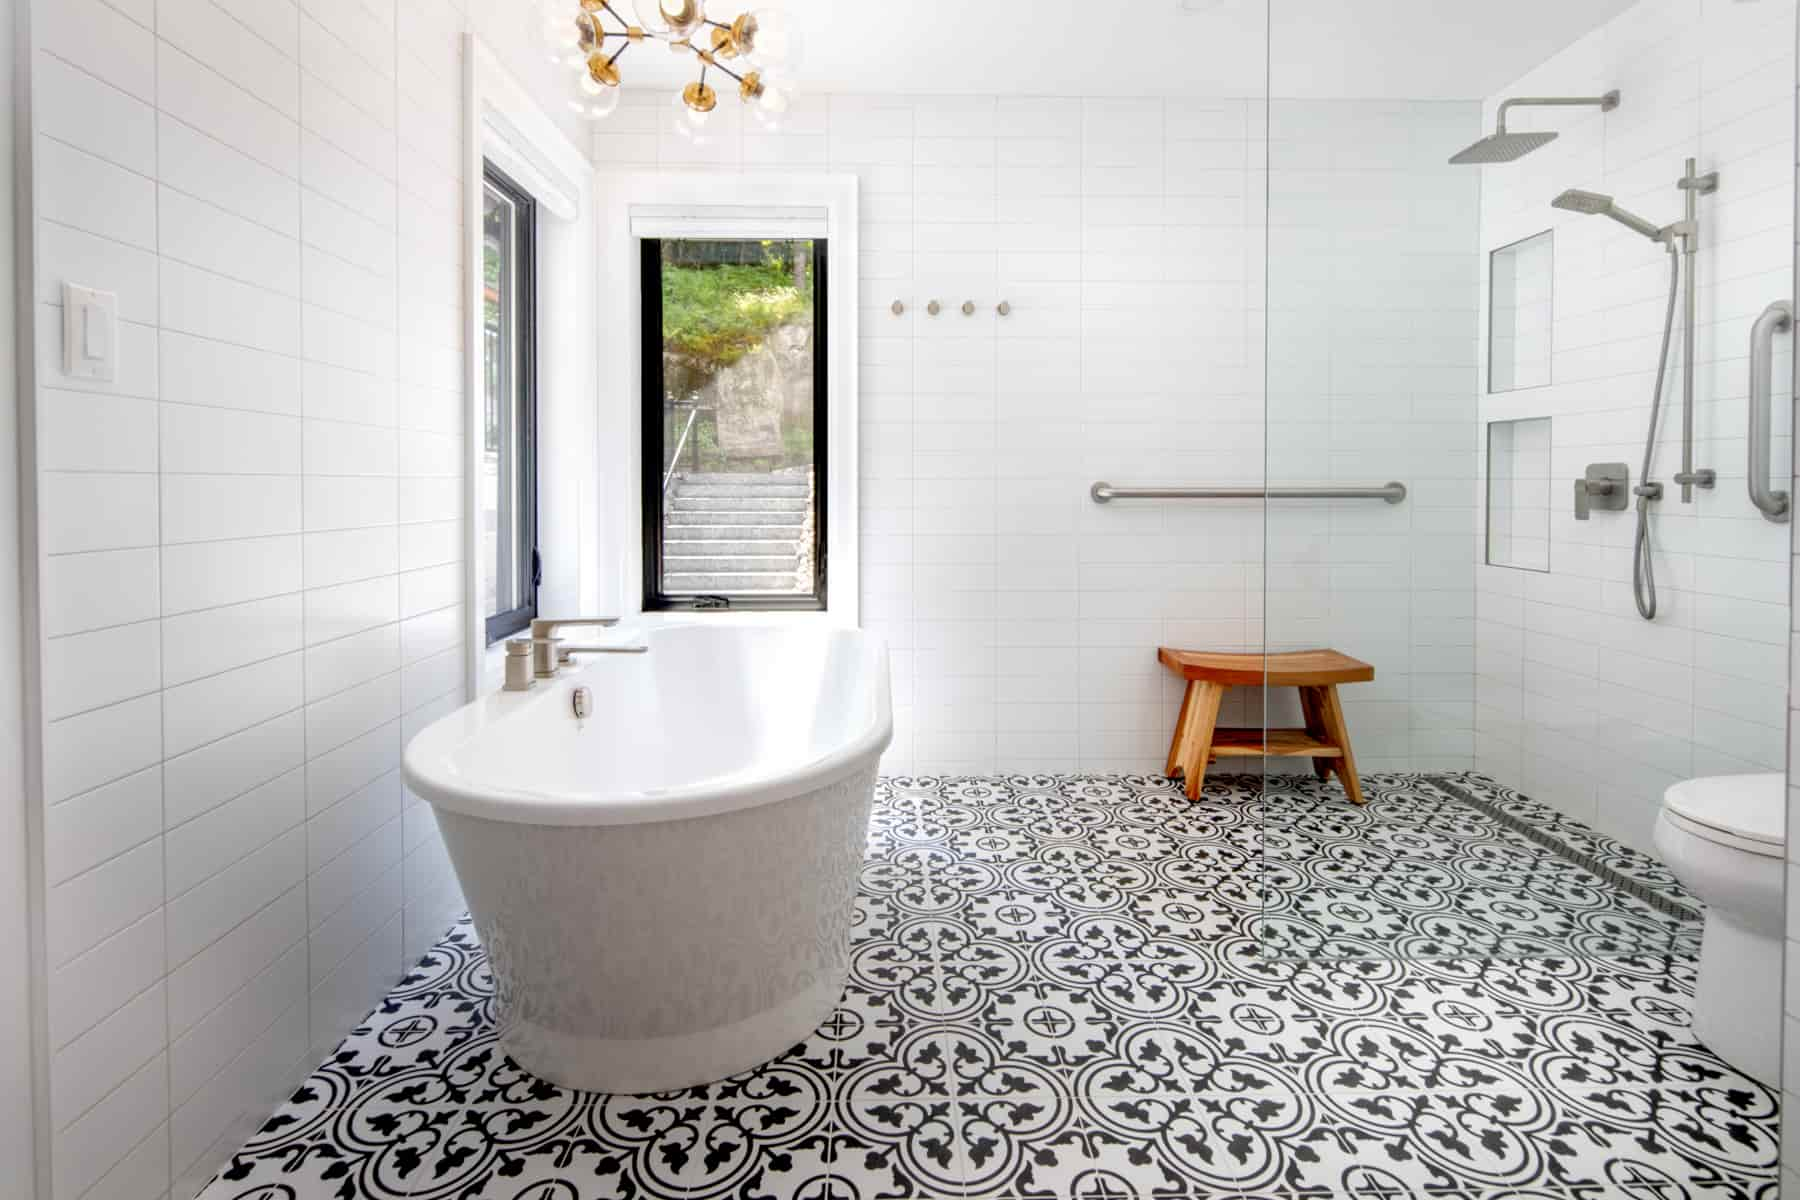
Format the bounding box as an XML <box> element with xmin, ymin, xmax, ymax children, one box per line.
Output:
<box><xmin>1661</xmin><ymin>773</ymin><xmax>1784</xmax><ymax>859</ymax></box>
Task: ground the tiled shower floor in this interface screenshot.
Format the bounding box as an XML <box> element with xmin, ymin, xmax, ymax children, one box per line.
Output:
<box><xmin>195</xmin><ymin>773</ymin><xmax>1775</xmax><ymax>1199</ymax></box>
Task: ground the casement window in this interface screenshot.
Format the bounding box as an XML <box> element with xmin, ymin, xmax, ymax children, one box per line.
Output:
<box><xmin>640</xmin><ymin>237</ymin><xmax>828</xmax><ymax>612</ymax></box>
<box><xmin>480</xmin><ymin>162</ymin><xmax>539</xmax><ymax>643</ymax></box>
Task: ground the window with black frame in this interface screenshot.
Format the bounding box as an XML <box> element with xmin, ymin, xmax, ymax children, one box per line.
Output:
<box><xmin>480</xmin><ymin>163</ymin><xmax>538</xmax><ymax>643</ymax></box>
<box><xmin>641</xmin><ymin>237</ymin><xmax>827</xmax><ymax>612</ymax></box>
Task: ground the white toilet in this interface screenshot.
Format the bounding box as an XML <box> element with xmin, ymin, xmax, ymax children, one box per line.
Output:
<box><xmin>1653</xmin><ymin>773</ymin><xmax>1786</xmax><ymax>1087</ymax></box>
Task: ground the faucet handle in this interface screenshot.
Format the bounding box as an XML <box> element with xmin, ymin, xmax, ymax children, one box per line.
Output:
<box><xmin>1574</xmin><ymin>463</ymin><xmax>1630</xmax><ymax>520</ymax></box>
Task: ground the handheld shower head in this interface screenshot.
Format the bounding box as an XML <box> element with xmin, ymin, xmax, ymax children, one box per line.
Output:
<box><xmin>1551</xmin><ymin>188</ymin><xmax>1669</xmax><ymax>242</ymax></box>
<box><xmin>1550</xmin><ymin>188</ymin><xmax>1612</xmax><ymax>215</ymax></box>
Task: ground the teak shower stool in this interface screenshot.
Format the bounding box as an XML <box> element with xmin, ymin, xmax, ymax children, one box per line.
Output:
<box><xmin>1158</xmin><ymin>648</ymin><xmax>1375</xmax><ymax>804</ymax></box>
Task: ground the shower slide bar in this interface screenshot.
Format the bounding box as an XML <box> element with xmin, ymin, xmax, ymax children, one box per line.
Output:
<box><xmin>1089</xmin><ymin>481</ymin><xmax>1407</xmax><ymax>504</ymax></box>
<box><xmin>1747</xmin><ymin>299</ymin><xmax>1791</xmax><ymax>523</ymax></box>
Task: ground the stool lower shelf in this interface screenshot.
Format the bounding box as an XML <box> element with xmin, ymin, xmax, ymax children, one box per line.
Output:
<box><xmin>1206</xmin><ymin>728</ymin><xmax>1344</xmax><ymax>758</ymax></box>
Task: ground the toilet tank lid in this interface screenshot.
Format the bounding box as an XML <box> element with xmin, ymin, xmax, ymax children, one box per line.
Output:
<box><xmin>1663</xmin><ymin>773</ymin><xmax>1786</xmax><ymax>848</ymax></box>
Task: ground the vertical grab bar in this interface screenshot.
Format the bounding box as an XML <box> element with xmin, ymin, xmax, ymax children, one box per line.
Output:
<box><xmin>1748</xmin><ymin>299</ymin><xmax>1792</xmax><ymax>522</ymax></box>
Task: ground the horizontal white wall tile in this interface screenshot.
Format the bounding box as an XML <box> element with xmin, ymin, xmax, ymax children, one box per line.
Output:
<box><xmin>167</xmin><ymin>767</ymin><xmax>305</xmax><ymax>899</ymax></box>
<box><xmin>34</xmin><ymin>50</ymin><xmax>156</xmax><ymax>177</ymax></box>
<box><xmin>39</xmin><ymin>390</ymin><xmax>157</xmax><ymax>473</ymax></box>
<box><xmin>161</xmin><ymin>535</ymin><xmax>302</xmax><ymax>615</ymax></box>
<box><xmin>157</xmin><ymin>110</ymin><xmax>301</xmax><ymax>237</ymax></box>
<box><xmin>47</xmin><ymin>839</ymin><xmax>163</xmax><ymax>967</ymax></box>
<box><xmin>160</xmin><ymin>259</ymin><xmax>302</xmax><ymax>355</ymax></box>
<box><xmin>51</xmin><ymin>980</ymin><xmax>164</xmax><ymax>1130</ymax></box>
<box><xmin>43</xmin><ymin>693</ymin><xmax>163</xmax><ymax>804</ymax></box>
<box><xmin>167</xmin><ymin>883</ymin><xmax>305</xmax><ymax>1040</ymax></box>
<box><xmin>45</xmin><ymin>767</ymin><xmax>162</xmax><ymax>887</ymax></box>
<box><xmin>160</xmin><ymin>329</ymin><xmax>304</xmax><ymax>417</ymax></box>
<box><xmin>161</xmin><ymin>404</ymin><xmax>303</xmax><ymax>476</ymax></box>
<box><xmin>162</xmin><ymin>593</ymin><xmax>305</xmax><ymax>687</ymax></box>
<box><xmin>163</xmin><ymin>652</ymin><xmax>304</xmax><ymax>758</ymax></box>
<box><xmin>157</xmin><ymin>185</ymin><xmax>302</xmax><ymax>297</ymax></box>
<box><xmin>303</xmin><ymin>574</ymin><xmax>399</xmax><ymax>645</ymax></box>
<box><xmin>159</xmin><ymin>0</ymin><xmax>301</xmax><ymax>120</ymax></box>
<box><xmin>35</xmin><ymin>134</ymin><xmax>156</xmax><ymax>249</ymax></box>
<box><xmin>43</xmin><ymin>547</ymin><xmax>160</xmax><ymax>638</ymax></box>
<box><xmin>169</xmin><ymin>942</ymin><xmax>305</xmax><ymax>1108</ymax></box>
<box><xmin>38</xmin><ymin>0</ymin><xmax>156</xmax><ymax>104</ymax></box>
<box><xmin>304</xmin><ymin>672</ymin><xmax>400</xmax><ymax>755</ymax></box>
<box><xmin>161</xmin><ymin>475</ymin><xmax>303</xmax><ymax>544</ymax></box>
<box><xmin>165</xmin><ymin>825</ymin><xmax>305</xmax><ymax>967</ymax></box>
<box><xmin>44</xmin><ymin>622</ymin><xmax>161</xmax><ymax>720</ymax></box>
<box><xmin>51</xmin><ymin>1052</ymin><xmax>167</xmax><ymax>1200</ymax></box>
<box><xmin>157</xmin><ymin>40</ymin><xmax>300</xmax><ymax>178</ymax></box>
<box><xmin>305</xmin><ymin>622</ymin><xmax>401</xmax><ymax>700</ymax></box>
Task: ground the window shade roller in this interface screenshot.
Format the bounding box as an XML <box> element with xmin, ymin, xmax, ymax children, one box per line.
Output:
<box><xmin>629</xmin><ymin>204</ymin><xmax>829</xmax><ymax>240</ymax></box>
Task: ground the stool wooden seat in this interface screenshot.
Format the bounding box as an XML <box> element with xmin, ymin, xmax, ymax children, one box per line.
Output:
<box><xmin>1157</xmin><ymin>648</ymin><xmax>1375</xmax><ymax>804</ymax></box>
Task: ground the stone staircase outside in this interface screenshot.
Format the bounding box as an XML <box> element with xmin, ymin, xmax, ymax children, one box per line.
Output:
<box><xmin>663</xmin><ymin>471</ymin><xmax>812</xmax><ymax>594</ymax></box>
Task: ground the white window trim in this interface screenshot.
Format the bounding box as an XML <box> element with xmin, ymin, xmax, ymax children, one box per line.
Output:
<box><xmin>463</xmin><ymin>37</ymin><xmax>600</xmax><ymax>694</ymax></box>
<box><xmin>595</xmin><ymin>171</ymin><xmax>861</xmax><ymax>627</ymax></box>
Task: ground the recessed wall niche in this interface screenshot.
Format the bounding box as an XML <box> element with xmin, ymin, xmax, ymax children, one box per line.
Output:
<box><xmin>1489</xmin><ymin>230</ymin><xmax>1553</xmax><ymax>393</ymax></box>
<box><xmin>1487</xmin><ymin>417</ymin><xmax>1552</xmax><ymax>573</ymax></box>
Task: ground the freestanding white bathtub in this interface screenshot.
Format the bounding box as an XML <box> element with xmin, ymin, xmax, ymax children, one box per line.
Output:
<box><xmin>402</xmin><ymin>623</ymin><xmax>891</xmax><ymax>1094</ymax></box>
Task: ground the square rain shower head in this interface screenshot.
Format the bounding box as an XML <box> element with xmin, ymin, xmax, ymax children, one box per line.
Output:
<box><xmin>1448</xmin><ymin>130</ymin><xmax>1560</xmax><ymax>165</ymax></box>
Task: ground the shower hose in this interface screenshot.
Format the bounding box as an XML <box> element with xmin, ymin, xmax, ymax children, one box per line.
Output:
<box><xmin>1633</xmin><ymin>247</ymin><xmax>1681</xmax><ymax>621</ymax></box>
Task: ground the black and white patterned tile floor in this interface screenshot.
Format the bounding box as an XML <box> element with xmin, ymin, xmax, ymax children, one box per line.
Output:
<box><xmin>195</xmin><ymin>773</ymin><xmax>1775</xmax><ymax>1200</ymax></box>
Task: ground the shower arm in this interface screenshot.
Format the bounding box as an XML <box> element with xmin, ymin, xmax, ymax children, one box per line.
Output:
<box><xmin>1495</xmin><ymin>91</ymin><xmax>1620</xmax><ymax>133</ymax></box>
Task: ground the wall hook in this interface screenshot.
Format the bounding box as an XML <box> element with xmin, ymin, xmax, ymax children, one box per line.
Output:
<box><xmin>961</xmin><ymin>300</ymin><xmax>976</xmax><ymax>316</ymax></box>
<box><xmin>926</xmin><ymin>299</ymin><xmax>941</xmax><ymax>316</ymax></box>
<box><xmin>996</xmin><ymin>300</ymin><xmax>1011</xmax><ymax>316</ymax></box>
<box><xmin>890</xmin><ymin>299</ymin><xmax>905</xmax><ymax>316</ymax></box>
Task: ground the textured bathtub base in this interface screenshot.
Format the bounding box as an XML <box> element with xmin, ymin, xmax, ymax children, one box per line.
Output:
<box><xmin>436</xmin><ymin>764</ymin><xmax>878</xmax><ymax>1093</ymax></box>
<box><xmin>501</xmin><ymin>973</ymin><xmax>847</xmax><ymax>1094</ymax></box>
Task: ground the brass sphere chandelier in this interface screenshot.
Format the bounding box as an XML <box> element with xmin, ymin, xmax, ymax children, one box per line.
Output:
<box><xmin>539</xmin><ymin>0</ymin><xmax>803</xmax><ymax>135</ymax></box>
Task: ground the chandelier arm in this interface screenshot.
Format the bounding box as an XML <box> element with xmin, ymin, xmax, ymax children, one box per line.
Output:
<box><xmin>705</xmin><ymin>57</ymin><xmax>743</xmax><ymax>83</ymax></box>
<box><xmin>607</xmin><ymin>37</ymin><xmax>632</xmax><ymax>66</ymax></box>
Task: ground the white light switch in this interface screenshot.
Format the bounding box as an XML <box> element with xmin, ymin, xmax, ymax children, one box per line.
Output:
<box><xmin>62</xmin><ymin>283</ymin><xmax>117</xmax><ymax>383</ymax></box>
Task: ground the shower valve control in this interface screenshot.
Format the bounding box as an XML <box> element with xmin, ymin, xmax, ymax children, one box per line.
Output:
<box><xmin>1574</xmin><ymin>463</ymin><xmax>1630</xmax><ymax>520</ymax></box>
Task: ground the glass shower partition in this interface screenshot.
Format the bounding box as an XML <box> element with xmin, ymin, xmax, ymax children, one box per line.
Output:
<box><xmin>1254</xmin><ymin>68</ymin><xmax>1699</xmax><ymax>968</ymax></box>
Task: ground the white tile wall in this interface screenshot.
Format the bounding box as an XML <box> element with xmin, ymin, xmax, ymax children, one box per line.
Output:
<box><xmin>1475</xmin><ymin>0</ymin><xmax>1797</xmax><ymax>854</ymax></box>
<box><xmin>23</xmin><ymin>1</ymin><xmax>589</xmax><ymax>1195</ymax></box>
<box><xmin>598</xmin><ymin>92</ymin><xmax>1481</xmax><ymax>775</ymax></box>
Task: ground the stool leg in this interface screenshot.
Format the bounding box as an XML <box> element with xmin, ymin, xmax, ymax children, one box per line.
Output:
<box><xmin>1166</xmin><ymin>682</ymin><xmax>1196</xmax><ymax>778</ymax></box>
<box><xmin>1299</xmin><ymin>687</ymin><xmax>1332</xmax><ymax>782</ymax></box>
<box><xmin>1315</xmin><ymin>684</ymin><xmax>1364</xmax><ymax>805</ymax></box>
<box><xmin>1177</xmin><ymin>683</ymin><xmax>1224</xmax><ymax>800</ymax></box>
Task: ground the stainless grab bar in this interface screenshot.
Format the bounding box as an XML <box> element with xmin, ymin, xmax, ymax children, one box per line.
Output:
<box><xmin>1748</xmin><ymin>299</ymin><xmax>1791</xmax><ymax>523</ymax></box>
<box><xmin>1090</xmin><ymin>481</ymin><xmax>1407</xmax><ymax>505</ymax></box>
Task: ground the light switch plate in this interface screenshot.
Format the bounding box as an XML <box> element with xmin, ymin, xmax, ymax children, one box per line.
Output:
<box><xmin>62</xmin><ymin>282</ymin><xmax>117</xmax><ymax>383</ymax></box>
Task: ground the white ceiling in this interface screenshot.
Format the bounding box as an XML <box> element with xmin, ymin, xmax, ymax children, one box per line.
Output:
<box><xmin>618</xmin><ymin>0</ymin><xmax>1640</xmax><ymax>100</ymax></box>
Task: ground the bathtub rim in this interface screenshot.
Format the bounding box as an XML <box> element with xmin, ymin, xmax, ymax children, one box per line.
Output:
<box><xmin>401</xmin><ymin>625</ymin><xmax>892</xmax><ymax>828</ymax></box>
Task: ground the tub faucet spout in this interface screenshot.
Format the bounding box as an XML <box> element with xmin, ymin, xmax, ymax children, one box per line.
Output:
<box><xmin>528</xmin><ymin>617</ymin><xmax>640</xmax><ymax>679</ymax></box>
